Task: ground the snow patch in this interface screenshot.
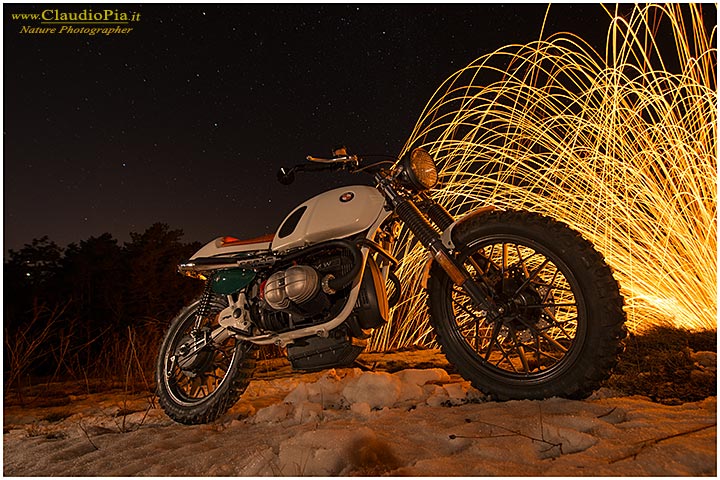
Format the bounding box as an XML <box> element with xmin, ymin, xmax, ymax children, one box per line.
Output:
<box><xmin>538</xmin><ymin>423</ymin><xmax>598</xmax><ymax>458</ymax></box>
<box><xmin>277</xmin><ymin>426</ymin><xmax>398</xmax><ymax>475</ymax></box>
<box><xmin>3</xmin><ymin>360</ymin><xmax>716</xmax><ymax>477</ymax></box>
<box><xmin>342</xmin><ymin>371</ymin><xmax>403</xmax><ymax>408</ymax></box>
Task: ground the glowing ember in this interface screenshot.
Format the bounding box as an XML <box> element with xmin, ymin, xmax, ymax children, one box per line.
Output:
<box><xmin>373</xmin><ymin>4</ymin><xmax>716</xmax><ymax>350</ymax></box>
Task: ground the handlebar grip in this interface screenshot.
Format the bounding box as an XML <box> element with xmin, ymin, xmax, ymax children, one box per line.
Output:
<box><xmin>277</xmin><ymin>166</ymin><xmax>295</xmax><ymax>185</ymax></box>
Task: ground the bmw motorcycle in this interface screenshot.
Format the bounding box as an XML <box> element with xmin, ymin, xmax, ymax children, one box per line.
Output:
<box><xmin>155</xmin><ymin>147</ymin><xmax>626</xmax><ymax>425</ymax></box>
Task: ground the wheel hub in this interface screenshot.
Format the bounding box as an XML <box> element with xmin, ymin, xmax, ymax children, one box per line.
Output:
<box><xmin>174</xmin><ymin>328</ymin><xmax>214</xmax><ymax>375</ymax></box>
<box><xmin>489</xmin><ymin>266</ymin><xmax>546</xmax><ymax>331</ymax></box>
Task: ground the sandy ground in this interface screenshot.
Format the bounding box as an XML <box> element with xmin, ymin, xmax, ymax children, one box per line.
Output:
<box><xmin>3</xmin><ymin>349</ymin><xmax>717</xmax><ymax>476</ymax></box>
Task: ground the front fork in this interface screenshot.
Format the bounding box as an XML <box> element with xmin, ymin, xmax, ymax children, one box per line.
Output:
<box><xmin>379</xmin><ymin>180</ymin><xmax>494</xmax><ymax>310</ymax></box>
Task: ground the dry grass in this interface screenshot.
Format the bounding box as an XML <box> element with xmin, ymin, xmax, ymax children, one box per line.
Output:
<box><xmin>5</xmin><ymin>327</ymin><xmax>714</xmax><ymax>410</ymax></box>
<box><xmin>603</xmin><ymin>326</ymin><xmax>717</xmax><ymax>403</ymax></box>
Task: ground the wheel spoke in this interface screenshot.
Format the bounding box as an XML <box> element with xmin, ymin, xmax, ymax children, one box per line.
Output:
<box><xmin>202</xmin><ymin>370</ymin><xmax>223</xmax><ymax>381</ymax></box>
<box><xmin>540</xmin><ymin>270</ymin><xmax>560</xmax><ymax>303</ymax></box>
<box><xmin>508</xmin><ymin>327</ymin><xmax>530</xmax><ymax>374</ymax></box>
<box><xmin>451</xmin><ymin>294</ymin><xmax>484</xmax><ymax>318</ymax></box>
<box><xmin>513</xmin><ymin>312</ymin><xmax>572</xmax><ymax>351</ymax></box>
<box><xmin>513</xmin><ymin>258</ymin><xmax>550</xmax><ymax>297</ymax></box>
<box><xmin>541</xmin><ymin>306</ymin><xmax>563</xmax><ymax>323</ymax></box>
<box><xmin>164</xmin><ymin>301</ymin><xmax>240</xmax><ymax>403</ymax></box>
<box><xmin>550</xmin><ymin>320</ymin><xmax>577</xmax><ymax>340</ymax></box>
<box><xmin>451</xmin><ymin>297</ymin><xmax>488</xmax><ymax>343</ymax></box>
<box><xmin>438</xmin><ymin>229</ymin><xmax>592</xmax><ymax>383</ymax></box>
<box><xmin>501</xmin><ymin>242</ymin><xmax>509</xmax><ymax>277</ymax></box>
<box><xmin>467</xmin><ymin>255</ymin><xmax>498</xmax><ymax>291</ymax></box>
<box><xmin>484</xmin><ymin>321</ymin><xmax>502</xmax><ymax>361</ymax></box>
<box><xmin>522</xmin><ymin>303</ymin><xmax>577</xmax><ymax>308</ymax></box>
<box><xmin>515</xmin><ymin>244</ymin><xmax>529</xmax><ymax>277</ymax></box>
<box><xmin>485</xmin><ymin>244</ymin><xmax>501</xmax><ymax>272</ymax></box>
<box><xmin>538</xmin><ymin>330</ymin><xmax>569</xmax><ymax>353</ymax></box>
<box><xmin>522</xmin><ymin>334</ymin><xmax>565</xmax><ymax>370</ymax></box>
<box><xmin>494</xmin><ymin>340</ymin><xmax>520</xmax><ymax>373</ymax></box>
<box><xmin>188</xmin><ymin>382</ymin><xmax>202</xmax><ymax>398</ymax></box>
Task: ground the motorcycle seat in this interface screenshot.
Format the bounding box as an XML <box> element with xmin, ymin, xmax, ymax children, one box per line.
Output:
<box><xmin>219</xmin><ymin>234</ymin><xmax>275</xmax><ymax>248</ymax></box>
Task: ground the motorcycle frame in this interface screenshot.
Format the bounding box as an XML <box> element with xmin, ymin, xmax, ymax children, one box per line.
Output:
<box><xmin>193</xmin><ymin>161</ymin><xmax>497</xmax><ymax>350</ymax></box>
<box><xmin>213</xmin><ymin>208</ymin><xmax>393</xmax><ymax>348</ymax></box>
<box><xmin>218</xmin><ymin>199</ymin><xmax>495</xmax><ymax>348</ymax></box>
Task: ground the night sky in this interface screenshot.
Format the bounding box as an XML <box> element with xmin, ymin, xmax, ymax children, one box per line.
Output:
<box><xmin>4</xmin><ymin>3</ymin><xmax>616</xmax><ymax>255</ymax></box>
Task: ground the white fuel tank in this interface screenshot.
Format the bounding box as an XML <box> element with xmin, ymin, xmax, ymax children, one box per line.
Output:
<box><xmin>272</xmin><ymin>186</ymin><xmax>386</xmax><ymax>252</ymax></box>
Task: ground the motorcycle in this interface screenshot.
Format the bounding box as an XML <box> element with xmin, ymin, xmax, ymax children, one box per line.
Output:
<box><xmin>155</xmin><ymin>146</ymin><xmax>627</xmax><ymax>425</ymax></box>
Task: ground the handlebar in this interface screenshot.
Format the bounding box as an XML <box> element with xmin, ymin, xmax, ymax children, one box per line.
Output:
<box><xmin>277</xmin><ymin>150</ymin><xmax>395</xmax><ymax>185</ymax></box>
<box><xmin>277</xmin><ymin>153</ymin><xmax>359</xmax><ymax>185</ymax></box>
<box><xmin>306</xmin><ymin>154</ymin><xmax>358</xmax><ymax>164</ymax></box>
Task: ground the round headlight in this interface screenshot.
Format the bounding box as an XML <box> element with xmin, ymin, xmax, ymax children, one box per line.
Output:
<box><xmin>400</xmin><ymin>148</ymin><xmax>438</xmax><ymax>190</ymax></box>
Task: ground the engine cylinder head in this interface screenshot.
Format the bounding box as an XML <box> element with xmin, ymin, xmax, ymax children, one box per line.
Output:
<box><xmin>263</xmin><ymin>265</ymin><xmax>320</xmax><ymax>310</ymax></box>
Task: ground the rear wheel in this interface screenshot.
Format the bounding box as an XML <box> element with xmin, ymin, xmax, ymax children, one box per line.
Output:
<box><xmin>428</xmin><ymin>209</ymin><xmax>626</xmax><ymax>400</ymax></box>
<box><xmin>155</xmin><ymin>294</ymin><xmax>256</xmax><ymax>424</ymax></box>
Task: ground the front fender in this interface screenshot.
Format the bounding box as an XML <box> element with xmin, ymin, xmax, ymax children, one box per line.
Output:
<box><xmin>420</xmin><ymin>205</ymin><xmax>498</xmax><ymax>289</ymax></box>
<box><xmin>440</xmin><ymin>205</ymin><xmax>498</xmax><ymax>250</ymax></box>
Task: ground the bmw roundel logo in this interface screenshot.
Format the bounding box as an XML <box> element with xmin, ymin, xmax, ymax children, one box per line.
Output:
<box><xmin>339</xmin><ymin>191</ymin><xmax>354</xmax><ymax>202</ymax></box>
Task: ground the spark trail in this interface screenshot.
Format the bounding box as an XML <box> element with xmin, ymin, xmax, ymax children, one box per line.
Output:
<box><xmin>373</xmin><ymin>4</ymin><xmax>716</xmax><ymax>351</ymax></box>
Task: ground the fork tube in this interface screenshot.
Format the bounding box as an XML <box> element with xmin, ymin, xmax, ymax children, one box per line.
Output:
<box><xmin>378</xmin><ymin>180</ymin><xmax>493</xmax><ymax>309</ymax></box>
<box><xmin>419</xmin><ymin>192</ymin><xmax>455</xmax><ymax>231</ymax></box>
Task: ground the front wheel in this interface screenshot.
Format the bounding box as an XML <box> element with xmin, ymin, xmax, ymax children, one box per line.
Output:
<box><xmin>155</xmin><ymin>294</ymin><xmax>256</xmax><ymax>424</ymax></box>
<box><xmin>428</xmin><ymin>209</ymin><xmax>626</xmax><ymax>400</ymax></box>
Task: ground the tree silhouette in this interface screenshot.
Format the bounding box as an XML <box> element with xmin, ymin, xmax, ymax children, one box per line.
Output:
<box><xmin>124</xmin><ymin>223</ymin><xmax>202</xmax><ymax>324</ymax></box>
<box><xmin>5</xmin><ymin>236</ymin><xmax>65</xmax><ymax>330</ymax></box>
<box><xmin>4</xmin><ymin>224</ymin><xmax>203</xmax><ymax>385</ymax></box>
<box><xmin>63</xmin><ymin>233</ymin><xmax>125</xmax><ymax>323</ymax></box>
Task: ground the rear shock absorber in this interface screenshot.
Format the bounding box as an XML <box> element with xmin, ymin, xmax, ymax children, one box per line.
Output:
<box><xmin>193</xmin><ymin>276</ymin><xmax>216</xmax><ymax>330</ymax></box>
